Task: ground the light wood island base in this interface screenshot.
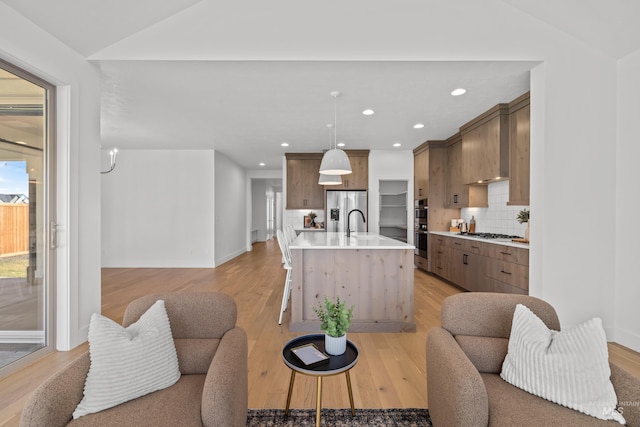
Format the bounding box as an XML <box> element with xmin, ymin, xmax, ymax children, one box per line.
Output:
<box><xmin>289</xmin><ymin>232</ymin><xmax>415</xmax><ymax>333</ymax></box>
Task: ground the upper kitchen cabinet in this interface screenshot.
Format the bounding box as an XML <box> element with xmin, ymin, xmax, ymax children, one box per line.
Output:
<box><xmin>460</xmin><ymin>104</ymin><xmax>510</xmax><ymax>184</ymax></box>
<box><xmin>331</xmin><ymin>150</ymin><xmax>369</xmax><ymax>190</ymax></box>
<box><xmin>413</xmin><ymin>143</ymin><xmax>429</xmax><ymax>199</ymax></box>
<box><xmin>445</xmin><ymin>133</ymin><xmax>488</xmax><ymax>208</ymax></box>
<box><xmin>507</xmin><ymin>92</ymin><xmax>530</xmax><ymax>206</ymax></box>
<box><xmin>285</xmin><ymin>153</ymin><xmax>325</xmax><ymax>209</ymax></box>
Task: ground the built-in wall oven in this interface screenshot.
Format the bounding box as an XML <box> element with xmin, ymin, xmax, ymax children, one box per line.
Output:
<box><xmin>414</xmin><ymin>199</ymin><xmax>428</xmax><ymax>261</ymax></box>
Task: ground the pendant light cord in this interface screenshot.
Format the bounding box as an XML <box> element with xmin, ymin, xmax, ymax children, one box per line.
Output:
<box><xmin>333</xmin><ymin>93</ymin><xmax>338</xmax><ymax>149</ymax></box>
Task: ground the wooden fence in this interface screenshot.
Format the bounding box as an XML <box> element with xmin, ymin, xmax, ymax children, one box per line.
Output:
<box><xmin>0</xmin><ymin>204</ymin><xmax>29</xmax><ymax>256</ymax></box>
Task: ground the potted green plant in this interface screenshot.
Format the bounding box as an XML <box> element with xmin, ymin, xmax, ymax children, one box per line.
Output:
<box><xmin>313</xmin><ymin>296</ymin><xmax>354</xmax><ymax>355</ymax></box>
<box><xmin>517</xmin><ymin>208</ymin><xmax>530</xmax><ymax>240</ymax></box>
<box><xmin>308</xmin><ymin>211</ymin><xmax>317</xmax><ymax>227</ymax></box>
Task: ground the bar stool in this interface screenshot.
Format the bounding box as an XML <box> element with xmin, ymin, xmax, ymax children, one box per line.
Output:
<box><xmin>276</xmin><ymin>229</ymin><xmax>293</xmax><ymax>325</ymax></box>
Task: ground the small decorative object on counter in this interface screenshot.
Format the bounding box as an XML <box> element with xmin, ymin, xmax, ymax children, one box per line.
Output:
<box><xmin>313</xmin><ymin>296</ymin><xmax>354</xmax><ymax>355</ymax></box>
<box><xmin>469</xmin><ymin>216</ymin><xmax>476</xmax><ymax>233</ymax></box>
<box><xmin>308</xmin><ymin>211</ymin><xmax>317</xmax><ymax>227</ymax></box>
<box><xmin>517</xmin><ymin>209</ymin><xmax>530</xmax><ymax>241</ymax></box>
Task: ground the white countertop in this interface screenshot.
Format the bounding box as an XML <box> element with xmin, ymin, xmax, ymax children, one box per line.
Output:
<box><xmin>429</xmin><ymin>231</ymin><xmax>529</xmax><ymax>249</ymax></box>
<box><xmin>290</xmin><ymin>231</ymin><xmax>415</xmax><ymax>250</ymax></box>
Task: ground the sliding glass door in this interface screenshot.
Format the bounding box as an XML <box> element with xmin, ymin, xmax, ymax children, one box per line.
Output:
<box><xmin>0</xmin><ymin>60</ymin><xmax>55</xmax><ymax>372</ymax></box>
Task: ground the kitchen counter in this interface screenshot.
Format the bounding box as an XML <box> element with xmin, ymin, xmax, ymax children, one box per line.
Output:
<box><xmin>295</xmin><ymin>227</ymin><xmax>325</xmax><ymax>233</ymax></box>
<box><xmin>429</xmin><ymin>231</ymin><xmax>529</xmax><ymax>249</ymax></box>
<box><xmin>291</xmin><ymin>231</ymin><xmax>414</xmax><ymax>250</ymax></box>
<box><xmin>288</xmin><ymin>231</ymin><xmax>415</xmax><ymax>333</ymax></box>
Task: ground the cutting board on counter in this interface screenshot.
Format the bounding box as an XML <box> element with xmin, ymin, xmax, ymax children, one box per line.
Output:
<box><xmin>512</xmin><ymin>238</ymin><xmax>529</xmax><ymax>244</ymax></box>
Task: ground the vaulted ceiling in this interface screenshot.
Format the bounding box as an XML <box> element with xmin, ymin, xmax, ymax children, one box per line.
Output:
<box><xmin>2</xmin><ymin>0</ymin><xmax>639</xmax><ymax>170</ymax></box>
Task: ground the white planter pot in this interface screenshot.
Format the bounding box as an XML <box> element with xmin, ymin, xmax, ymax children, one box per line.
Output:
<box><xmin>325</xmin><ymin>333</ymin><xmax>347</xmax><ymax>356</ymax></box>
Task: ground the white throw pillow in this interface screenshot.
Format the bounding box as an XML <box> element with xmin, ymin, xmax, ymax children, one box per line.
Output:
<box><xmin>73</xmin><ymin>300</ymin><xmax>180</xmax><ymax>418</ymax></box>
<box><xmin>500</xmin><ymin>304</ymin><xmax>625</xmax><ymax>424</ymax></box>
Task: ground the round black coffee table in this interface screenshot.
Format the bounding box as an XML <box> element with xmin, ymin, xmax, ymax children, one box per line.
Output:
<box><xmin>282</xmin><ymin>334</ymin><xmax>359</xmax><ymax>427</ymax></box>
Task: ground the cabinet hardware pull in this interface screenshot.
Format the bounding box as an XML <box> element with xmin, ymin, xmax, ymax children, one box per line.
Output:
<box><xmin>463</xmin><ymin>254</ymin><xmax>468</xmax><ymax>265</ymax></box>
<box><xmin>437</xmin><ymin>266</ymin><xmax>442</xmax><ymax>270</ymax></box>
<box><xmin>437</xmin><ymin>251</ymin><xmax>443</xmax><ymax>254</ymax></box>
<box><xmin>471</xmin><ymin>245</ymin><xmax>479</xmax><ymax>249</ymax></box>
<box><xmin>500</xmin><ymin>270</ymin><xmax>512</xmax><ymax>275</ymax></box>
<box><xmin>455</xmin><ymin>242</ymin><xmax>462</xmax><ymax>246</ymax></box>
<box><xmin>454</xmin><ymin>194</ymin><xmax>458</xmax><ymax>204</ymax></box>
<box><xmin>500</xmin><ymin>251</ymin><xmax>512</xmax><ymax>256</ymax></box>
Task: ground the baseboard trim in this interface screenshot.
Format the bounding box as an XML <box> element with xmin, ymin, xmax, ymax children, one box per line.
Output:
<box><xmin>215</xmin><ymin>247</ymin><xmax>246</xmax><ymax>267</ymax></box>
<box><xmin>613</xmin><ymin>328</ymin><xmax>640</xmax><ymax>354</ymax></box>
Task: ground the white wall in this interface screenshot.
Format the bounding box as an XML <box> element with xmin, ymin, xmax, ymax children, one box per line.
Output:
<box><xmin>0</xmin><ymin>3</ymin><xmax>101</xmax><ymax>350</ymax></box>
<box><xmin>529</xmin><ymin>50</ymin><xmax>618</xmax><ymax>338</ymax></box>
<box><xmin>101</xmin><ymin>149</ymin><xmax>215</xmax><ymax>268</ymax></box>
<box><xmin>214</xmin><ymin>151</ymin><xmax>247</xmax><ymax>266</ymax></box>
<box><xmin>368</xmin><ymin>150</ymin><xmax>414</xmax><ymax>245</ymax></box>
<box><xmin>615</xmin><ymin>47</ymin><xmax>640</xmax><ymax>350</ymax></box>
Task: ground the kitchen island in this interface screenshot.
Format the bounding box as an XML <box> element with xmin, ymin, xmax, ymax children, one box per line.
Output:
<box><xmin>288</xmin><ymin>232</ymin><xmax>415</xmax><ymax>333</ymax></box>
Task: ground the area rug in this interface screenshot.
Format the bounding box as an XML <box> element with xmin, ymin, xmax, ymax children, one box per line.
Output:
<box><xmin>246</xmin><ymin>408</ymin><xmax>432</xmax><ymax>426</ymax></box>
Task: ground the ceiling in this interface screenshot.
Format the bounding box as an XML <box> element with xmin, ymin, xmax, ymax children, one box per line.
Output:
<box><xmin>98</xmin><ymin>60</ymin><xmax>534</xmax><ymax>169</ymax></box>
<box><xmin>2</xmin><ymin>0</ymin><xmax>640</xmax><ymax>170</ymax></box>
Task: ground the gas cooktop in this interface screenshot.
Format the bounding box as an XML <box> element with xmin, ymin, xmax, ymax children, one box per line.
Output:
<box><xmin>460</xmin><ymin>232</ymin><xmax>522</xmax><ymax>239</ymax></box>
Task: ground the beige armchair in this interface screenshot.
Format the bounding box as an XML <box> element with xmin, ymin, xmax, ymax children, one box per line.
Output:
<box><xmin>426</xmin><ymin>292</ymin><xmax>640</xmax><ymax>427</ymax></box>
<box><xmin>20</xmin><ymin>292</ymin><xmax>248</xmax><ymax>427</ymax></box>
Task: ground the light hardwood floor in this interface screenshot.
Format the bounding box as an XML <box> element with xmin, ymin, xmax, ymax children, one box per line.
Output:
<box><xmin>1</xmin><ymin>239</ymin><xmax>639</xmax><ymax>426</ymax></box>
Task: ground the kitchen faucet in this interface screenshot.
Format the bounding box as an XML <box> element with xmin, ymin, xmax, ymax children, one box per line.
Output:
<box><xmin>346</xmin><ymin>209</ymin><xmax>366</xmax><ymax>238</ymax></box>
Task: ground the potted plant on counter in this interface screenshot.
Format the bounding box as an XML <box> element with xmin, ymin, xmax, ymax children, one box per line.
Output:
<box><xmin>308</xmin><ymin>211</ymin><xmax>317</xmax><ymax>228</ymax></box>
<box><xmin>517</xmin><ymin>208</ymin><xmax>530</xmax><ymax>241</ymax></box>
<box><xmin>313</xmin><ymin>296</ymin><xmax>354</xmax><ymax>355</ymax></box>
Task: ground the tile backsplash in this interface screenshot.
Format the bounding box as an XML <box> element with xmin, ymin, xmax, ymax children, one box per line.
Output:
<box><xmin>461</xmin><ymin>181</ymin><xmax>529</xmax><ymax>237</ymax></box>
<box><xmin>284</xmin><ymin>209</ymin><xmax>325</xmax><ymax>230</ymax></box>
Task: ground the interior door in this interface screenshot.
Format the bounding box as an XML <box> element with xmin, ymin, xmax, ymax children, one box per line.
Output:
<box><xmin>0</xmin><ymin>61</ymin><xmax>56</xmax><ymax>373</ymax></box>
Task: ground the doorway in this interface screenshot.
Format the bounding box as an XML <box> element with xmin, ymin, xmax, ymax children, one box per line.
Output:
<box><xmin>0</xmin><ymin>60</ymin><xmax>56</xmax><ymax>372</ymax></box>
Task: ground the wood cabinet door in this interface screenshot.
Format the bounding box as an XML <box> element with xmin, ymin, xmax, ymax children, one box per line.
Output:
<box><xmin>461</xmin><ymin>108</ymin><xmax>509</xmax><ymax>184</ymax></box>
<box><xmin>486</xmin><ymin>258</ymin><xmax>529</xmax><ymax>292</ymax></box>
<box><xmin>414</xmin><ymin>148</ymin><xmax>429</xmax><ymax>199</ymax></box>
<box><xmin>446</xmin><ymin>141</ymin><xmax>468</xmax><ymax>207</ymax></box>
<box><xmin>430</xmin><ymin>235</ymin><xmax>450</xmax><ymax>279</ymax></box>
<box><xmin>508</xmin><ymin>102</ymin><xmax>530</xmax><ymax>205</ymax></box>
<box><xmin>286</xmin><ymin>155</ymin><xmax>324</xmax><ymax>209</ymax></box>
<box><xmin>344</xmin><ymin>153</ymin><xmax>368</xmax><ymax>189</ymax></box>
<box><xmin>330</xmin><ymin>150</ymin><xmax>368</xmax><ymax>190</ymax></box>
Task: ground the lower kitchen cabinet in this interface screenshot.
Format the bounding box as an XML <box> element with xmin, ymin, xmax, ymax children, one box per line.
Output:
<box><xmin>451</xmin><ymin>248</ymin><xmax>486</xmax><ymax>292</ymax></box>
<box><xmin>429</xmin><ymin>233</ymin><xmax>529</xmax><ymax>294</ymax></box>
<box><xmin>430</xmin><ymin>235</ymin><xmax>451</xmax><ymax>279</ymax></box>
<box><xmin>486</xmin><ymin>259</ymin><xmax>528</xmax><ymax>294</ymax></box>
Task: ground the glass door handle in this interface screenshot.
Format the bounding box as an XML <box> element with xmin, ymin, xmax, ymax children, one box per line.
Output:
<box><xmin>50</xmin><ymin>221</ymin><xmax>59</xmax><ymax>249</ymax></box>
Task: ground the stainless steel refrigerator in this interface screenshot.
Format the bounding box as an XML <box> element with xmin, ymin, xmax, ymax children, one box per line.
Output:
<box><xmin>326</xmin><ymin>190</ymin><xmax>367</xmax><ymax>233</ymax></box>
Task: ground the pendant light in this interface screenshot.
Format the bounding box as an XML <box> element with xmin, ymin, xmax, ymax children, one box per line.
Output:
<box><xmin>319</xmin><ymin>124</ymin><xmax>342</xmax><ymax>185</ymax></box>
<box><xmin>319</xmin><ymin>91</ymin><xmax>352</xmax><ymax>175</ymax></box>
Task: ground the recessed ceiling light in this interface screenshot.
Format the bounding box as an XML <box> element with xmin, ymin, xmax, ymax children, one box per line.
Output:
<box><xmin>281</xmin><ymin>142</ymin><xmax>289</xmax><ymax>147</ymax></box>
<box><xmin>362</xmin><ymin>109</ymin><xmax>375</xmax><ymax>115</ymax></box>
<box><xmin>393</xmin><ymin>143</ymin><xmax>402</xmax><ymax>147</ymax></box>
<box><xmin>337</xmin><ymin>142</ymin><xmax>345</xmax><ymax>147</ymax></box>
<box><xmin>451</xmin><ymin>88</ymin><xmax>467</xmax><ymax>96</ymax></box>
<box><xmin>413</xmin><ymin>123</ymin><xmax>424</xmax><ymax>129</ymax></box>
<box><xmin>259</xmin><ymin>162</ymin><xmax>265</xmax><ymax>167</ymax></box>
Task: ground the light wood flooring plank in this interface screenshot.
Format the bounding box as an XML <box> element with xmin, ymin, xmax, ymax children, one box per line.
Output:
<box><xmin>0</xmin><ymin>239</ymin><xmax>639</xmax><ymax>426</ymax></box>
